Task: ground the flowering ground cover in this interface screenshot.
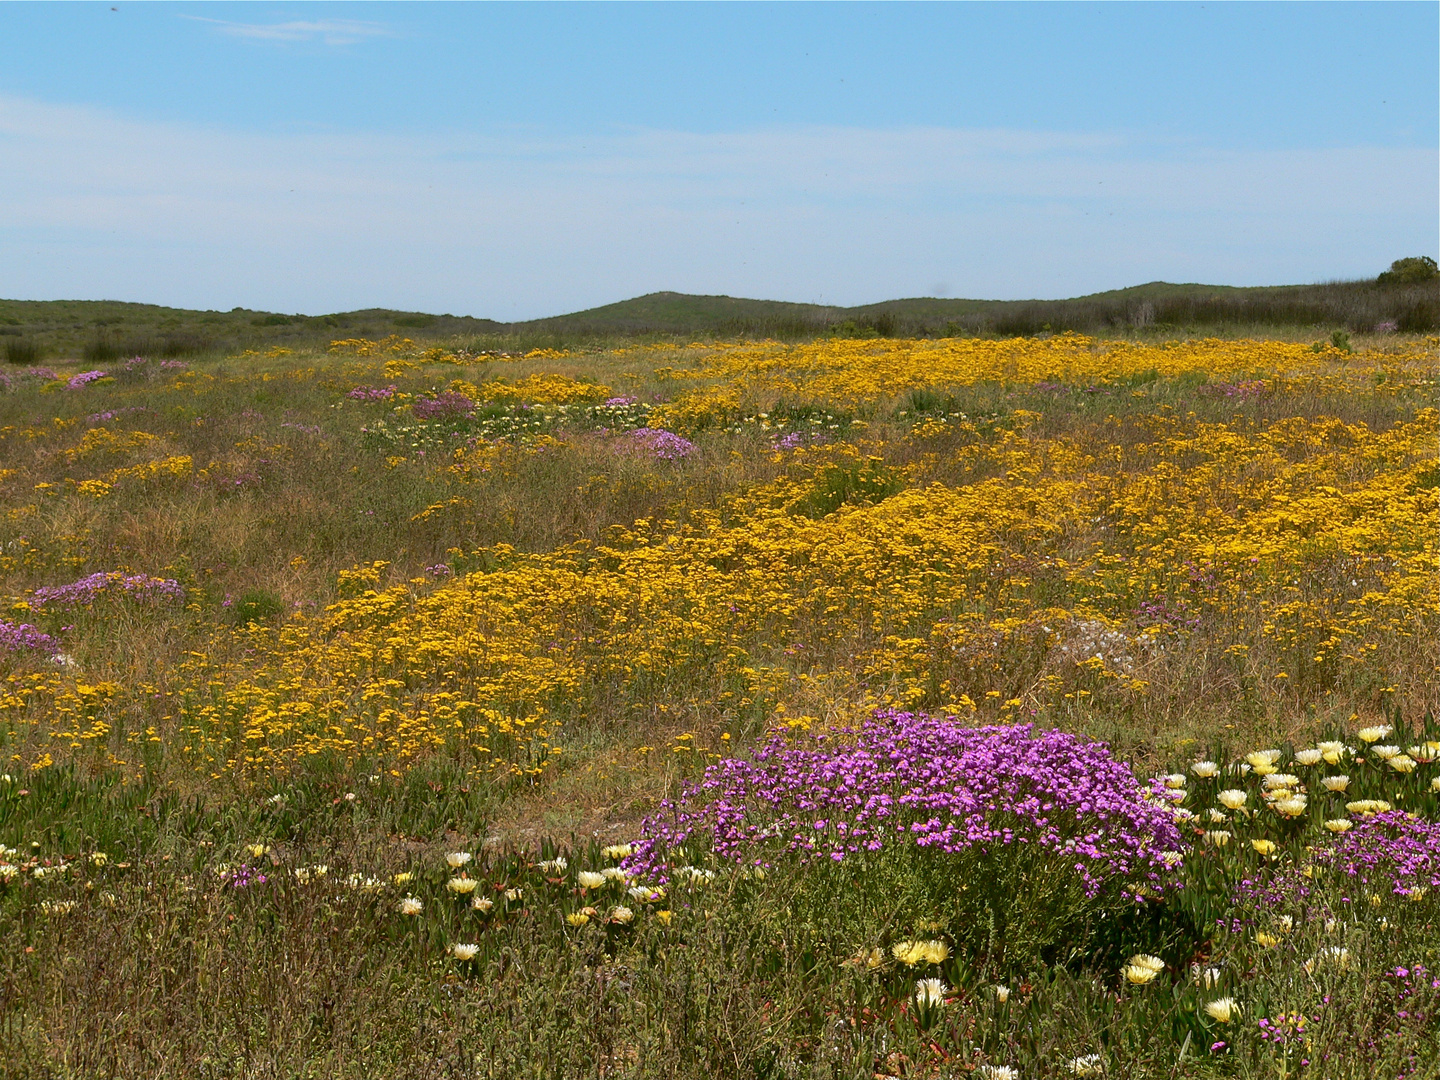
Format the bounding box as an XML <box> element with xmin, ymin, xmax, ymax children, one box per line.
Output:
<box><xmin>0</xmin><ymin>330</ymin><xmax>1434</xmax><ymax>1076</ymax></box>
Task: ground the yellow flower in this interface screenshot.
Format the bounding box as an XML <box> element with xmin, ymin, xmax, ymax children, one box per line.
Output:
<box><xmin>1254</xmin><ymin>932</ymin><xmax>1281</xmax><ymax>948</ymax></box>
<box><xmin>1216</xmin><ymin>790</ymin><xmax>1248</xmax><ymax>810</ymax></box>
<box><xmin>504</xmin><ymin>887</ymin><xmax>522</xmax><ymax>902</ymax></box>
<box><xmin>1293</xmin><ymin>749</ymin><xmax>1322</xmax><ymax>767</ymax></box>
<box><xmin>472</xmin><ymin>896</ymin><xmax>494</xmax><ymax>912</ymax></box>
<box><xmin>446</xmin><ymin>876</ymin><xmax>479</xmax><ymax>895</ymax></box>
<box><xmin>1273</xmin><ymin>797</ymin><xmax>1308</xmax><ymax>818</ymax></box>
<box><xmin>1191</xmin><ymin>761</ymin><xmax>1219</xmax><ymax>778</ymax></box>
<box><xmin>1250</xmin><ymin>839</ymin><xmax>1277</xmax><ymax>856</ymax></box>
<box><xmin>1122</xmin><ymin>963</ymin><xmax>1159</xmax><ymax>985</ymax></box>
<box><xmin>993</xmin><ymin>984</ymin><xmax>1010</xmax><ymax>1003</ymax></box>
<box><xmin>399</xmin><ymin>896</ymin><xmax>423</xmax><ymax>916</ymax></box>
<box><xmin>565</xmin><ymin>911</ymin><xmax>590</xmax><ymax>927</ymax></box>
<box><xmin>1321</xmin><ymin>775</ymin><xmax>1350</xmax><ymax>792</ymax></box>
<box><xmin>246</xmin><ymin>844</ymin><xmax>270</xmax><ymax>859</ymax></box>
<box><xmin>1246</xmin><ymin>750</ymin><xmax>1283</xmax><ymax>769</ymax></box>
<box><xmin>1370</xmin><ymin>745</ymin><xmax>1400</xmax><ymax>761</ymax></box>
<box><xmin>1204</xmin><ymin>830</ymin><xmax>1232</xmax><ymax>847</ymax></box>
<box><xmin>1357</xmin><ymin>726</ymin><xmax>1392</xmax><ymax>743</ymax></box>
<box><xmin>445</xmin><ymin>852</ymin><xmax>472</xmax><ymax>868</ymax></box>
<box><xmin>1345</xmin><ymin>799</ymin><xmax>1391</xmax><ymax>816</ymax></box>
<box><xmin>655</xmin><ymin>910</ymin><xmax>674</xmax><ymax>926</ymax></box>
<box><xmin>1387</xmin><ymin>755</ymin><xmax>1416</xmax><ymax>774</ymax></box>
<box><xmin>449</xmin><ymin>943</ymin><xmax>479</xmax><ymax>960</ymax></box>
<box><xmin>1324</xmin><ymin>819</ymin><xmax>1352</xmax><ymax>833</ymax></box>
<box><xmin>609</xmin><ymin>905</ymin><xmax>634</xmax><ymax>924</ymax></box>
<box><xmin>1203</xmin><ymin>997</ymin><xmax>1238</xmax><ymax>1023</ymax></box>
<box><xmin>393</xmin><ymin>872</ymin><xmax>413</xmax><ymax>885</ymax></box>
<box><xmin>914</xmin><ymin>978</ymin><xmax>948</xmax><ymax>1009</ymax></box>
<box><xmin>1067</xmin><ymin>1054</ymin><xmax>1105</xmax><ymax>1077</ymax></box>
<box><xmin>601</xmin><ymin>844</ymin><xmax>633</xmax><ymax>860</ymax></box>
<box><xmin>577</xmin><ymin>871</ymin><xmax>606</xmax><ymax>889</ymax></box>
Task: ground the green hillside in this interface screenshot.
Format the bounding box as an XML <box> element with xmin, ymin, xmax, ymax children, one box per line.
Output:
<box><xmin>2</xmin><ymin>276</ymin><xmax>1436</xmax><ymax>364</ymax></box>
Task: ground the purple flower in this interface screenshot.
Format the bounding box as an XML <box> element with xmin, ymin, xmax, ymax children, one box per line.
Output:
<box><xmin>347</xmin><ymin>384</ymin><xmax>397</xmax><ymax>402</ymax></box>
<box><xmin>0</xmin><ymin>619</ymin><xmax>61</xmax><ymax>656</ymax></box>
<box><xmin>629</xmin><ymin>428</ymin><xmax>695</xmax><ymax>460</ymax></box>
<box><xmin>603</xmin><ymin>395</ymin><xmax>639</xmax><ymax>406</ymax></box>
<box><xmin>412</xmin><ymin>390</ymin><xmax>475</xmax><ymax>421</ymax></box>
<box><xmin>626</xmin><ymin>711</ymin><xmax>1183</xmax><ymax>896</ymax></box>
<box><xmin>66</xmin><ymin>370</ymin><xmax>109</xmax><ymax>390</ymax></box>
<box><xmin>30</xmin><ymin>572</ymin><xmax>186</xmax><ymax>609</ymax></box>
<box><xmin>1312</xmin><ymin>811</ymin><xmax>1440</xmax><ymax>899</ymax></box>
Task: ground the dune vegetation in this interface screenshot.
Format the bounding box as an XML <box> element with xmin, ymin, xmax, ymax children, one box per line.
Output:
<box><xmin>0</xmin><ymin>329</ymin><xmax>1435</xmax><ymax>1077</ymax></box>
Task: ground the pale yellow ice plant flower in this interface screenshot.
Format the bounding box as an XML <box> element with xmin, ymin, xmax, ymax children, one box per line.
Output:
<box><xmin>565</xmin><ymin>911</ymin><xmax>590</xmax><ymax>927</ymax></box>
<box><xmin>1250</xmin><ymin>839</ymin><xmax>1278</xmax><ymax>856</ymax></box>
<box><xmin>246</xmin><ymin>844</ymin><xmax>270</xmax><ymax>859</ymax></box>
<box><xmin>1162</xmin><ymin>773</ymin><xmax>1186</xmax><ymax>789</ymax></box>
<box><xmin>1293</xmin><ymin>749</ymin><xmax>1322</xmax><ymax>767</ymax></box>
<box><xmin>1321</xmin><ymin>775</ymin><xmax>1350</xmax><ymax>793</ymax></box>
<box><xmin>1203</xmin><ymin>998</ymin><xmax>1238</xmax><ymax>1023</ymax></box>
<box><xmin>472</xmin><ymin>897</ymin><xmax>494</xmax><ymax>913</ymax></box>
<box><xmin>445</xmin><ymin>852</ymin><xmax>472</xmax><ymax>869</ymax></box>
<box><xmin>1191</xmin><ymin>761</ymin><xmax>1219</xmax><ymax>778</ymax></box>
<box><xmin>1432</xmin><ymin>777</ymin><xmax>1440</xmax><ymax>793</ymax></box>
<box><xmin>537</xmin><ymin>857</ymin><xmax>568</xmax><ymax>874</ymax></box>
<box><xmin>1192</xmin><ymin>965</ymin><xmax>1222</xmax><ymax>988</ymax></box>
<box><xmin>1324</xmin><ymin>819</ymin><xmax>1353</xmax><ymax>834</ymax></box>
<box><xmin>1357</xmin><ymin>726</ymin><xmax>1392</xmax><ymax>744</ymax></box>
<box><xmin>446</xmin><ymin>876</ymin><xmax>479</xmax><ymax>895</ymax></box>
<box><xmin>1207</xmin><ymin>809</ymin><xmax>1229</xmax><ymax>823</ymax></box>
<box><xmin>1261</xmin><ymin>773</ymin><xmax>1299</xmax><ymax>790</ymax></box>
<box><xmin>609</xmin><ymin>905</ymin><xmax>635</xmax><ymax>924</ymax></box>
<box><xmin>1217</xmin><ymin>790</ymin><xmax>1248</xmax><ymax>810</ymax></box>
<box><xmin>1067</xmin><ymin>1054</ymin><xmax>1104</xmax><ymax>1077</ymax></box>
<box><xmin>399</xmin><ymin>896</ymin><xmax>423</xmax><ymax>916</ymax></box>
<box><xmin>1407</xmin><ymin>744</ymin><xmax>1437</xmax><ymax>764</ymax></box>
<box><xmin>978</xmin><ymin>1068</ymin><xmax>1018</xmax><ymax>1080</ymax></box>
<box><xmin>393</xmin><ymin>871</ymin><xmax>413</xmax><ymax>886</ymax></box>
<box><xmin>993</xmin><ymin>984</ymin><xmax>1011</xmax><ymax>1003</ymax></box>
<box><xmin>576</xmin><ymin>871</ymin><xmax>606</xmax><ymax>890</ymax></box>
<box><xmin>1254</xmin><ymin>931</ymin><xmax>1281</xmax><ymax>948</ymax></box>
<box><xmin>914</xmin><ymin>978</ymin><xmax>948</xmax><ymax>1009</ymax></box>
<box><xmin>1122</xmin><ymin>962</ymin><xmax>1159</xmax><ymax>985</ymax></box>
<box><xmin>1273</xmin><ymin>797</ymin><xmax>1308</xmax><ymax>818</ymax></box>
<box><xmin>1370</xmin><ymin>745</ymin><xmax>1401</xmax><ymax>761</ymax></box>
<box><xmin>1204</xmin><ymin>830</ymin><xmax>1232</xmax><ymax>847</ymax></box>
<box><xmin>504</xmin><ymin>887</ymin><xmax>523</xmax><ymax>902</ymax></box>
<box><xmin>601</xmin><ymin>844</ymin><xmax>633</xmax><ymax>860</ymax></box>
<box><xmin>1346</xmin><ymin>799</ymin><xmax>1391</xmax><ymax>816</ymax></box>
<box><xmin>1387</xmin><ymin>755</ymin><xmax>1417</xmax><ymax>774</ymax></box>
<box><xmin>449</xmin><ymin>943</ymin><xmax>479</xmax><ymax>961</ymax></box>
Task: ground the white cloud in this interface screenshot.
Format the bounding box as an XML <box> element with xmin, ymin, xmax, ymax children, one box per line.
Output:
<box><xmin>0</xmin><ymin>96</ymin><xmax>1433</xmax><ymax>318</ymax></box>
<box><xmin>178</xmin><ymin>16</ymin><xmax>392</xmax><ymax>46</ymax></box>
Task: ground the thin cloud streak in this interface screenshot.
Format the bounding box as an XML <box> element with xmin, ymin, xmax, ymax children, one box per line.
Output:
<box><xmin>0</xmin><ymin>97</ymin><xmax>1433</xmax><ymax>318</ymax></box>
<box><xmin>177</xmin><ymin>16</ymin><xmax>393</xmax><ymax>46</ymax></box>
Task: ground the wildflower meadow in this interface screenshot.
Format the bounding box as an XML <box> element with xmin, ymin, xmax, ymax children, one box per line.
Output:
<box><xmin>0</xmin><ymin>330</ymin><xmax>1435</xmax><ymax>1078</ymax></box>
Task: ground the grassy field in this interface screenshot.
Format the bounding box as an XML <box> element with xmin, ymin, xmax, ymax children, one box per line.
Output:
<box><xmin>0</xmin><ymin>329</ymin><xmax>1436</xmax><ymax>1077</ymax></box>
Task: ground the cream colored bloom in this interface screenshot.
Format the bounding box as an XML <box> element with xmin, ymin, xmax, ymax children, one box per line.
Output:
<box><xmin>1191</xmin><ymin>761</ymin><xmax>1219</xmax><ymax>778</ymax></box>
<box><xmin>1357</xmin><ymin>726</ymin><xmax>1392</xmax><ymax>743</ymax></box>
<box><xmin>601</xmin><ymin>866</ymin><xmax>629</xmax><ymax>883</ymax></box>
<box><xmin>1370</xmin><ymin>744</ymin><xmax>1400</xmax><ymax>761</ymax></box>
<box><xmin>445</xmin><ymin>852</ymin><xmax>472</xmax><ymax>869</ymax></box>
<box><xmin>446</xmin><ymin>876</ymin><xmax>479</xmax><ymax>895</ymax></box>
<box><xmin>1207</xmin><ymin>808</ymin><xmax>1229</xmax><ymax>823</ymax></box>
<box><xmin>537</xmin><ymin>857</ymin><xmax>568</xmax><ymax>874</ymax></box>
<box><xmin>914</xmin><ymin>978</ymin><xmax>948</xmax><ymax>1009</ymax></box>
<box><xmin>450</xmin><ymin>943</ymin><xmax>479</xmax><ymax>961</ymax></box>
<box><xmin>1387</xmin><ymin>755</ymin><xmax>1416</xmax><ymax>773</ymax></box>
<box><xmin>246</xmin><ymin>844</ymin><xmax>270</xmax><ymax>859</ymax></box>
<box><xmin>628</xmin><ymin>885</ymin><xmax>664</xmax><ymax>903</ymax></box>
<box><xmin>1192</xmin><ymin>965</ymin><xmax>1222</xmax><ymax>988</ymax></box>
<box><xmin>1250</xmin><ymin>839</ymin><xmax>1277</xmax><ymax>856</ymax></box>
<box><xmin>609</xmin><ymin>905</ymin><xmax>634</xmax><ymax>924</ymax></box>
<box><xmin>1246</xmin><ymin>750</ymin><xmax>1283</xmax><ymax>768</ymax></box>
<box><xmin>993</xmin><ymin>984</ymin><xmax>1011</xmax><ymax>1003</ymax></box>
<box><xmin>1217</xmin><ymin>790</ymin><xmax>1248</xmax><ymax>810</ymax></box>
<box><xmin>1316</xmin><ymin>741</ymin><xmax>1347</xmax><ymax>755</ymax></box>
<box><xmin>1321</xmin><ymin>775</ymin><xmax>1350</xmax><ymax>792</ymax></box>
<box><xmin>399</xmin><ymin>896</ymin><xmax>423</xmax><ymax>916</ymax></box>
<box><xmin>1273</xmin><ymin>797</ymin><xmax>1308</xmax><ymax>818</ymax></box>
<box><xmin>1204</xmin><ymin>830</ymin><xmax>1232</xmax><ymax>847</ymax></box>
<box><xmin>1432</xmin><ymin>777</ymin><xmax>1440</xmax><ymax>793</ymax></box>
<box><xmin>1346</xmin><ymin>799</ymin><xmax>1391</xmax><ymax>816</ymax></box>
<box><xmin>1067</xmin><ymin>1054</ymin><xmax>1104</xmax><ymax>1077</ymax></box>
<box><xmin>1262</xmin><ymin>773</ymin><xmax>1299</xmax><ymax>789</ymax></box>
<box><xmin>577</xmin><ymin>871</ymin><xmax>606</xmax><ymax>889</ymax></box>
<box><xmin>393</xmin><ymin>871</ymin><xmax>413</xmax><ymax>885</ymax></box>
<box><xmin>1129</xmin><ymin>954</ymin><xmax>1165</xmax><ymax>974</ymax></box>
<box><xmin>1407</xmin><ymin>744</ymin><xmax>1437</xmax><ymax>763</ymax></box>
<box><xmin>1162</xmin><ymin>773</ymin><xmax>1186</xmax><ymax>789</ymax></box>
<box><xmin>1324</xmin><ymin>946</ymin><xmax>1350</xmax><ymax>967</ymax></box>
<box><xmin>472</xmin><ymin>896</ymin><xmax>494</xmax><ymax>912</ymax></box>
<box><xmin>1324</xmin><ymin>819</ymin><xmax>1352</xmax><ymax>834</ymax></box>
<box><xmin>601</xmin><ymin>843</ymin><xmax>633</xmax><ymax>860</ymax></box>
<box><xmin>503</xmin><ymin>887</ymin><xmax>522</xmax><ymax>902</ymax></box>
<box><xmin>1293</xmin><ymin>749</ymin><xmax>1322</xmax><ymax>767</ymax></box>
<box><xmin>1203</xmin><ymin>997</ymin><xmax>1238</xmax><ymax>1023</ymax></box>
<box><xmin>978</xmin><ymin>1068</ymin><xmax>1018</xmax><ymax>1080</ymax></box>
<box><xmin>1122</xmin><ymin>963</ymin><xmax>1159</xmax><ymax>985</ymax></box>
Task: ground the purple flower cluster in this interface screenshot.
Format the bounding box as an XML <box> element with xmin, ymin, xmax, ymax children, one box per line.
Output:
<box><xmin>347</xmin><ymin>384</ymin><xmax>398</xmax><ymax>402</ymax></box>
<box><xmin>411</xmin><ymin>390</ymin><xmax>476</xmax><ymax>421</ymax></box>
<box><xmin>86</xmin><ymin>406</ymin><xmax>149</xmax><ymax>424</ymax></box>
<box><xmin>604</xmin><ymin>395</ymin><xmax>639</xmax><ymax>406</ymax></box>
<box><xmin>1133</xmin><ymin>595</ymin><xmax>1200</xmax><ymax>631</ymax></box>
<box><xmin>1205</xmin><ymin>379</ymin><xmax>1267</xmax><ymax>400</ymax></box>
<box><xmin>1311</xmin><ymin>811</ymin><xmax>1440</xmax><ymax>899</ymax></box>
<box><xmin>66</xmin><ymin>370</ymin><xmax>109</xmax><ymax>390</ymax></box>
<box><xmin>629</xmin><ymin>428</ymin><xmax>696</xmax><ymax>460</ymax></box>
<box><xmin>627</xmin><ymin>712</ymin><xmax>1184</xmax><ymax>896</ymax></box>
<box><xmin>0</xmin><ymin>619</ymin><xmax>61</xmax><ymax>656</ymax></box>
<box><xmin>31</xmin><ymin>572</ymin><xmax>186</xmax><ymax>609</ymax></box>
<box><xmin>160</xmin><ymin>359</ymin><xmax>188</xmax><ymax>371</ymax></box>
<box><xmin>220</xmin><ymin>864</ymin><xmax>270</xmax><ymax>889</ymax></box>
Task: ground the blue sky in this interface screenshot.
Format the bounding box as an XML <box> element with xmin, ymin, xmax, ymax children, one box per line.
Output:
<box><xmin>1</xmin><ymin>2</ymin><xmax>1435</xmax><ymax>319</ymax></box>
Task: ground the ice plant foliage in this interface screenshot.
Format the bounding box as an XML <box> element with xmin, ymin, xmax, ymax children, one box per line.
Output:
<box><xmin>628</xmin><ymin>712</ymin><xmax>1183</xmax><ymax>898</ymax></box>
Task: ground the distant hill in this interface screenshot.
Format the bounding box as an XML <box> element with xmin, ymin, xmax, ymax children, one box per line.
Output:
<box><xmin>2</xmin><ymin>277</ymin><xmax>1435</xmax><ymax>363</ymax></box>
